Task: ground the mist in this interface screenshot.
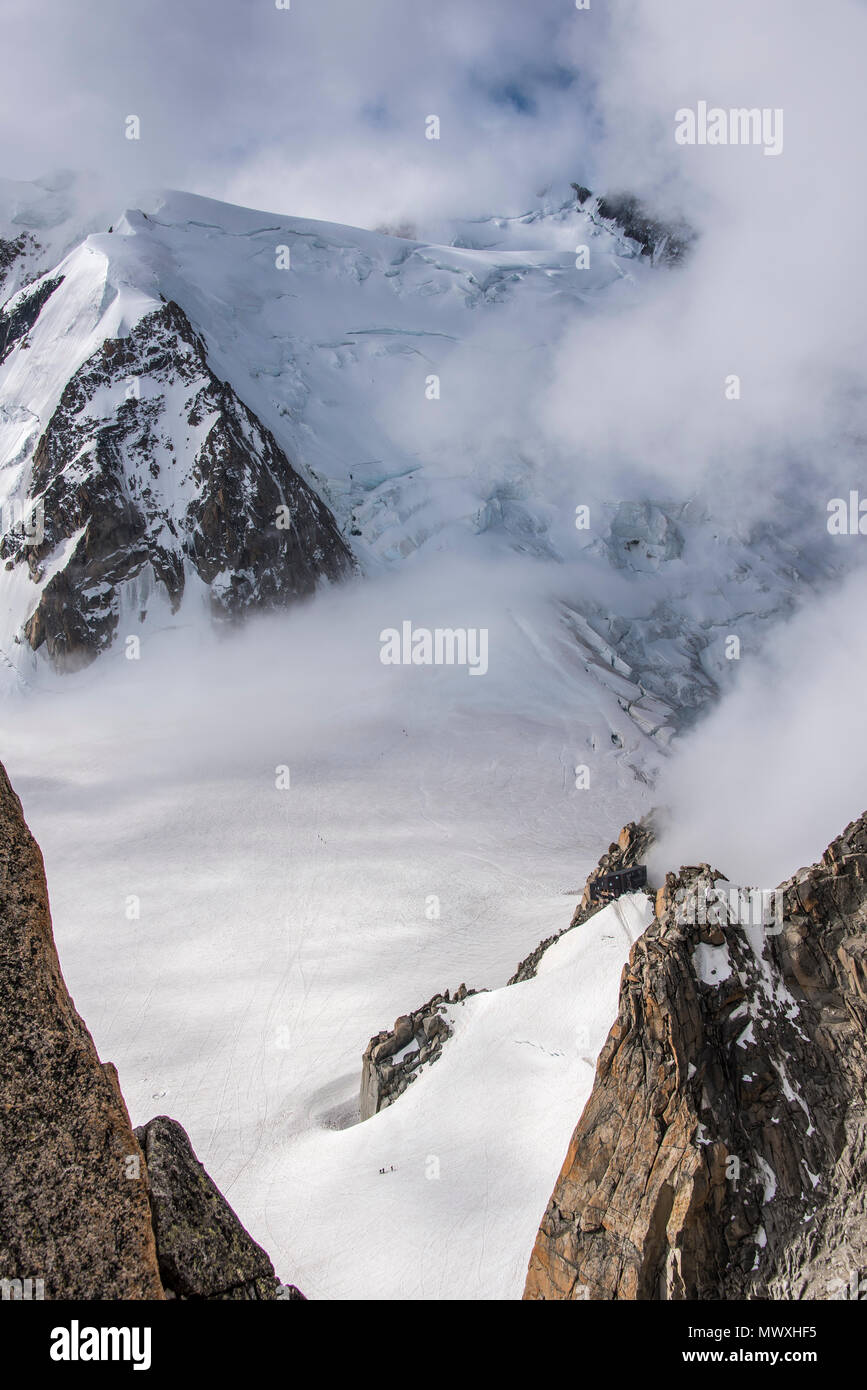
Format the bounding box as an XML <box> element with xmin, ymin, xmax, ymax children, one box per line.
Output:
<box><xmin>648</xmin><ymin>563</ymin><xmax>867</xmax><ymax>887</ymax></box>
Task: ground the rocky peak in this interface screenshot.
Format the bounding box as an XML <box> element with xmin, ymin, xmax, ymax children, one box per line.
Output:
<box><xmin>524</xmin><ymin>812</ymin><xmax>867</xmax><ymax>1300</ymax></box>
<box><xmin>570</xmin><ymin>185</ymin><xmax>695</xmax><ymax>266</ymax></box>
<box><xmin>5</xmin><ymin>298</ymin><xmax>353</xmax><ymax>669</ymax></box>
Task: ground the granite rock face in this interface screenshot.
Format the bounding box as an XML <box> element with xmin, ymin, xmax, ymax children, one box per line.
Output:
<box><xmin>0</xmin><ymin>757</ymin><xmax>304</xmax><ymax>1301</ymax></box>
<box><xmin>524</xmin><ymin>813</ymin><xmax>867</xmax><ymax>1300</ymax></box>
<box><xmin>134</xmin><ymin>1117</ymin><xmax>283</xmax><ymax>1300</ymax></box>
<box><xmin>0</xmin><ymin>758</ymin><xmax>164</xmax><ymax>1300</ymax></box>
<box><xmin>360</xmin><ymin>985</ymin><xmax>474</xmax><ymax>1121</ymax></box>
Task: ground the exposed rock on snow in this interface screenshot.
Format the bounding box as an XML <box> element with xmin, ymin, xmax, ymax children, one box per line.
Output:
<box><xmin>524</xmin><ymin>813</ymin><xmax>867</xmax><ymax>1300</ymax></box>
<box><xmin>570</xmin><ymin>184</ymin><xmax>695</xmax><ymax>266</ymax></box>
<box><xmin>510</xmin><ymin>817</ymin><xmax>655</xmax><ymax>984</ymax></box>
<box><xmin>8</xmin><ymin>299</ymin><xmax>352</xmax><ymax>668</ymax></box>
<box><xmin>0</xmin><ymin>272</ymin><xmax>64</xmax><ymax>364</ymax></box>
<box><xmin>134</xmin><ymin>1117</ymin><xmax>287</xmax><ymax>1300</ymax></box>
<box><xmin>360</xmin><ymin>984</ymin><xmax>474</xmax><ymax>1120</ymax></box>
<box><xmin>0</xmin><ymin>231</ymin><xmax>46</xmax><ymax>302</ymax></box>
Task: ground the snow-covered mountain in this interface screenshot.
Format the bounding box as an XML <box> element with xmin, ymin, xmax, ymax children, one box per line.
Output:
<box><xmin>5</xmin><ymin>293</ymin><xmax>351</xmax><ymax>668</ymax></box>
<box><xmin>0</xmin><ymin>177</ymin><xmax>841</xmax><ymax>713</ymax></box>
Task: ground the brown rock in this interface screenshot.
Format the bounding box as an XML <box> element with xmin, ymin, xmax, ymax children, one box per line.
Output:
<box><xmin>134</xmin><ymin>1117</ymin><xmax>280</xmax><ymax>1300</ymax></box>
<box><xmin>524</xmin><ymin>814</ymin><xmax>867</xmax><ymax>1300</ymax></box>
<box><xmin>0</xmin><ymin>759</ymin><xmax>164</xmax><ymax>1299</ymax></box>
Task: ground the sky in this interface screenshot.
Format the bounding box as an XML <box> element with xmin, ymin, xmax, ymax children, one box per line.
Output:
<box><xmin>0</xmin><ymin>2</ymin><xmax>862</xmax><ymax>304</ymax></box>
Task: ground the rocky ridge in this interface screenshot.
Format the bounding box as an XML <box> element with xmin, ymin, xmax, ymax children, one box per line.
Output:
<box><xmin>4</xmin><ymin>298</ymin><xmax>352</xmax><ymax>669</ymax></box>
<box><xmin>510</xmin><ymin>818</ymin><xmax>654</xmax><ymax>984</ymax></box>
<box><xmin>360</xmin><ymin>821</ymin><xmax>654</xmax><ymax>1119</ymax></box>
<box><xmin>0</xmin><ymin>270</ymin><xmax>63</xmax><ymax>365</ymax></box>
<box><xmin>524</xmin><ymin>813</ymin><xmax>867</xmax><ymax>1300</ymax></box>
<box><xmin>360</xmin><ymin>983</ymin><xmax>475</xmax><ymax>1121</ymax></box>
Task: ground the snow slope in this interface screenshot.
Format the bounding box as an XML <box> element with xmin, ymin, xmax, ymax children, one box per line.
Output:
<box><xmin>0</xmin><ymin>183</ymin><xmax>646</xmax><ymax>595</ymax></box>
<box><xmin>259</xmin><ymin>891</ymin><xmax>654</xmax><ymax>1301</ymax></box>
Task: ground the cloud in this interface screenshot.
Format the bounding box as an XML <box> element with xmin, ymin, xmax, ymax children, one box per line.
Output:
<box><xmin>541</xmin><ymin>0</ymin><xmax>867</xmax><ymax>506</ymax></box>
<box><xmin>0</xmin><ymin>0</ymin><xmax>600</xmax><ymax>230</ymax></box>
<box><xmin>648</xmin><ymin>564</ymin><xmax>867</xmax><ymax>886</ymax></box>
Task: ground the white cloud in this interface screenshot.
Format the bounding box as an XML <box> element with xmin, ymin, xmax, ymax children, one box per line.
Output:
<box><xmin>0</xmin><ymin>0</ymin><xmax>597</xmax><ymax>230</ymax></box>
<box><xmin>649</xmin><ymin>565</ymin><xmax>867</xmax><ymax>885</ymax></box>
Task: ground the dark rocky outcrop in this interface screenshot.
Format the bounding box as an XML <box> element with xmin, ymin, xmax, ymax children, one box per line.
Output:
<box><xmin>571</xmin><ymin>184</ymin><xmax>695</xmax><ymax>266</ymax></box>
<box><xmin>0</xmin><ymin>234</ymin><xmax>28</xmax><ymax>295</ymax></box>
<box><xmin>134</xmin><ymin>1117</ymin><xmax>284</xmax><ymax>1300</ymax></box>
<box><xmin>6</xmin><ymin>299</ymin><xmax>353</xmax><ymax>669</ymax></box>
<box><xmin>524</xmin><ymin>813</ymin><xmax>867</xmax><ymax>1300</ymax></box>
<box><xmin>360</xmin><ymin>985</ymin><xmax>475</xmax><ymax>1120</ymax></box>
<box><xmin>0</xmin><ymin>757</ymin><xmax>304</xmax><ymax>1301</ymax></box>
<box><xmin>0</xmin><ymin>231</ymin><xmax>44</xmax><ymax>302</ymax></box>
<box><xmin>510</xmin><ymin>818</ymin><xmax>654</xmax><ymax>984</ymax></box>
<box><xmin>0</xmin><ymin>273</ymin><xmax>63</xmax><ymax>363</ymax></box>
